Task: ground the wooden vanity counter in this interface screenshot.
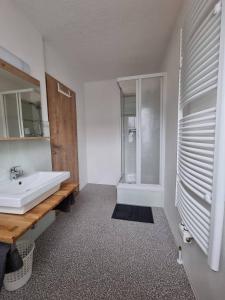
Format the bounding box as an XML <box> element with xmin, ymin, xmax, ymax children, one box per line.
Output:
<box><xmin>0</xmin><ymin>183</ymin><xmax>79</xmax><ymax>244</ymax></box>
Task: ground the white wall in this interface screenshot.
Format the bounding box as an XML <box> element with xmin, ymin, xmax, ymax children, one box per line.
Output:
<box><xmin>0</xmin><ymin>0</ymin><xmax>53</xmax><ymax>235</ymax></box>
<box><xmin>85</xmin><ymin>80</ymin><xmax>121</xmax><ymax>185</ymax></box>
<box><xmin>161</xmin><ymin>4</ymin><xmax>225</xmax><ymax>300</ymax></box>
<box><xmin>0</xmin><ymin>0</ymin><xmax>52</xmax><ymax>181</ymax></box>
<box><xmin>44</xmin><ymin>43</ymin><xmax>87</xmax><ymax>189</ymax></box>
<box><xmin>0</xmin><ymin>0</ymin><xmax>87</xmax><ymax>189</ymax></box>
<box><xmin>0</xmin><ymin>0</ymin><xmax>48</xmax><ymax>120</ymax></box>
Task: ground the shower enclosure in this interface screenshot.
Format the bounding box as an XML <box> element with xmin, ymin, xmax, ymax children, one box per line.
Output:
<box><xmin>117</xmin><ymin>73</ymin><xmax>166</xmax><ymax>207</ymax></box>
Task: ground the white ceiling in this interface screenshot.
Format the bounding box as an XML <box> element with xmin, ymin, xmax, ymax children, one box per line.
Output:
<box><xmin>14</xmin><ymin>0</ymin><xmax>182</xmax><ymax>81</ymax></box>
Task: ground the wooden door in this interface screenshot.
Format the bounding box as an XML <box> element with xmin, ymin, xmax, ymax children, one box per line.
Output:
<box><xmin>46</xmin><ymin>74</ymin><xmax>79</xmax><ymax>186</ymax></box>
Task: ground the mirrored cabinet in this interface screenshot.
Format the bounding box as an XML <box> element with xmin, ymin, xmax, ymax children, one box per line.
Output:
<box><xmin>0</xmin><ymin>58</ymin><xmax>45</xmax><ymax>140</ymax></box>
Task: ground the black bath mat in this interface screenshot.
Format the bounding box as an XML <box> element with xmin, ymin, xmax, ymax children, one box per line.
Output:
<box><xmin>112</xmin><ymin>204</ymin><xmax>154</xmax><ymax>223</ymax></box>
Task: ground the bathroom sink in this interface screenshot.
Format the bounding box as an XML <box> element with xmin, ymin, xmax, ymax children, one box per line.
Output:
<box><xmin>0</xmin><ymin>171</ymin><xmax>70</xmax><ymax>214</ymax></box>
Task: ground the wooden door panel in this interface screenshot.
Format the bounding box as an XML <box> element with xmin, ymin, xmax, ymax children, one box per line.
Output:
<box><xmin>46</xmin><ymin>74</ymin><xmax>79</xmax><ymax>186</ymax></box>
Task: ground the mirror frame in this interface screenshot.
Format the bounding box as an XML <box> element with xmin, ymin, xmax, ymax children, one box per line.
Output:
<box><xmin>0</xmin><ymin>58</ymin><xmax>47</xmax><ymax>141</ymax></box>
<box><xmin>0</xmin><ymin>58</ymin><xmax>40</xmax><ymax>87</ymax></box>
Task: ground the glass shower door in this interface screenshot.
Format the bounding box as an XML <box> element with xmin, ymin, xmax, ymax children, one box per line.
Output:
<box><xmin>120</xmin><ymin>79</ymin><xmax>137</xmax><ymax>184</ymax></box>
<box><xmin>123</xmin><ymin>99</ymin><xmax>136</xmax><ymax>183</ymax></box>
<box><xmin>139</xmin><ymin>77</ymin><xmax>161</xmax><ymax>185</ymax></box>
<box><xmin>119</xmin><ymin>74</ymin><xmax>163</xmax><ymax>187</ymax></box>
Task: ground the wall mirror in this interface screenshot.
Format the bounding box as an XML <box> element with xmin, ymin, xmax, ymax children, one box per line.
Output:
<box><xmin>0</xmin><ymin>59</ymin><xmax>43</xmax><ymax>139</ymax></box>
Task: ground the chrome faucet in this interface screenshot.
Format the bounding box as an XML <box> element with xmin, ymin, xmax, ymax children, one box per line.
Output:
<box><xmin>10</xmin><ymin>166</ymin><xmax>24</xmax><ymax>180</ymax></box>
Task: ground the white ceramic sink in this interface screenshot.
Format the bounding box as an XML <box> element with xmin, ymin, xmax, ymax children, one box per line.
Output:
<box><xmin>0</xmin><ymin>171</ymin><xmax>70</xmax><ymax>214</ymax></box>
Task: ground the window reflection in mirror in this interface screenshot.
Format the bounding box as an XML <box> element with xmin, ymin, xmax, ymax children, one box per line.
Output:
<box><xmin>0</xmin><ymin>66</ymin><xmax>43</xmax><ymax>138</ymax></box>
<box><xmin>4</xmin><ymin>93</ymin><xmax>20</xmax><ymax>137</ymax></box>
<box><xmin>21</xmin><ymin>90</ymin><xmax>42</xmax><ymax>137</ymax></box>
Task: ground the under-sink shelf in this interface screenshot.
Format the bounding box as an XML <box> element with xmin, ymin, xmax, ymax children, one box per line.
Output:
<box><xmin>0</xmin><ymin>182</ymin><xmax>78</xmax><ymax>244</ymax></box>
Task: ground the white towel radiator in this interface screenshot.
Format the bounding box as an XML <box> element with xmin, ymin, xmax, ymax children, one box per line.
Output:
<box><xmin>176</xmin><ymin>0</ymin><xmax>225</xmax><ymax>271</ymax></box>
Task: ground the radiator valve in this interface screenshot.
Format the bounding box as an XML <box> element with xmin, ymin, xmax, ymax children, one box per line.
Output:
<box><xmin>179</xmin><ymin>223</ymin><xmax>193</xmax><ymax>244</ymax></box>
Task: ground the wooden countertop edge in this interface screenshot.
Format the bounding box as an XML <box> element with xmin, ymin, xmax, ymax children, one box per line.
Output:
<box><xmin>0</xmin><ymin>182</ymin><xmax>79</xmax><ymax>244</ymax></box>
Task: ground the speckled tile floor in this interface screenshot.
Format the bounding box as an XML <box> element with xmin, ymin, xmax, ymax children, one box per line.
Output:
<box><xmin>1</xmin><ymin>184</ymin><xmax>195</xmax><ymax>300</ymax></box>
